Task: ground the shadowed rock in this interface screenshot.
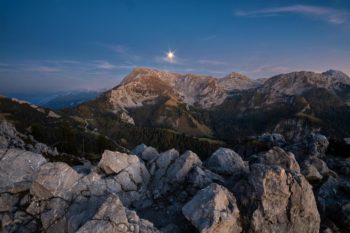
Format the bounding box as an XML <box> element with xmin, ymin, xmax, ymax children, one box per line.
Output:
<box><xmin>233</xmin><ymin>164</ymin><xmax>320</xmax><ymax>233</ymax></box>
<box><xmin>205</xmin><ymin>148</ymin><xmax>247</xmax><ymax>176</ymax></box>
<box><xmin>250</xmin><ymin>147</ymin><xmax>300</xmax><ymax>173</ymax></box>
<box><xmin>166</xmin><ymin>150</ymin><xmax>202</xmax><ymax>183</ymax></box>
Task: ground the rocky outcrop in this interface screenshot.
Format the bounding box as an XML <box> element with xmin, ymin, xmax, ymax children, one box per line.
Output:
<box><xmin>76</xmin><ymin>195</ymin><xmax>159</xmax><ymax>233</ymax></box>
<box><xmin>0</xmin><ymin>120</ymin><xmax>58</xmax><ymax>156</ymax></box>
<box><xmin>98</xmin><ymin>150</ymin><xmax>150</xmax><ymax>194</ymax></box>
<box><xmin>166</xmin><ymin>150</ymin><xmax>202</xmax><ymax>183</ymax></box>
<box><xmin>30</xmin><ymin>162</ymin><xmax>81</xmax><ymax>200</ymax></box>
<box><xmin>2</xmin><ymin>136</ymin><xmax>347</xmax><ymax>233</ymax></box>
<box><xmin>0</xmin><ymin>149</ymin><xmax>47</xmax><ymax>193</ymax></box>
<box><xmin>301</xmin><ymin>157</ymin><xmax>332</xmax><ymax>183</ymax></box>
<box><xmin>233</xmin><ymin>164</ymin><xmax>320</xmax><ymax>233</ymax></box>
<box><xmin>182</xmin><ymin>183</ymin><xmax>242</xmax><ymax>233</ymax></box>
<box><xmin>249</xmin><ymin>147</ymin><xmax>300</xmax><ymax>173</ymax></box>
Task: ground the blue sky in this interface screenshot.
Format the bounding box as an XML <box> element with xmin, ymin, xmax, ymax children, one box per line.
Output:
<box><xmin>1</xmin><ymin>0</ymin><xmax>350</xmax><ymax>94</ymax></box>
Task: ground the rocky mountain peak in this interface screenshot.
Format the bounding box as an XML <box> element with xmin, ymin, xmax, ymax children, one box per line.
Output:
<box><xmin>108</xmin><ymin>67</ymin><xmax>229</xmax><ymax>109</ymax></box>
<box><xmin>220</xmin><ymin>72</ymin><xmax>259</xmax><ymax>91</ymax></box>
<box><xmin>222</xmin><ymin>72</ymin><xmax>251</xmax><ymax>81</ymax></box>
<box><xmin>322</xmin><ymin>69</ymin><xmax>350</xmax><ymax>81</ymax></box>
<box><xmin>259</xmin><ymin>70</ymin><xmax>350</xmax><ymax>97</ymax></box>
<box><xmin>120</xmin><ymin>67</ymin><xmax>181</xmax><ymax>85</ymax></box>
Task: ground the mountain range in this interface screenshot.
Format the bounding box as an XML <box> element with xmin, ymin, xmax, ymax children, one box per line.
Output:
<box><xmin>70</xmin><ymin>68</ymin><xmax>350</xmax><ymax>143</ymax></box>
<box><xmin>1</xmin><ymin>67</ymin><xmax>350</xmax><ymax>232</ymax></box>
<box><xmin>2</xmin><ymin>67</ymin><xmax>350</xmax><ymax>159</ymax></box>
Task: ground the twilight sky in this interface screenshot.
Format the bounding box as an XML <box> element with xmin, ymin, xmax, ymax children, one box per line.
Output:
<box><xmin>1</xmin><ymin>0</ymin><xmax>350</xmax><ymax>94</ymax></box>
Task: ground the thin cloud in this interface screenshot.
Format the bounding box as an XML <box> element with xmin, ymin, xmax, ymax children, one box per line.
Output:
<box><xmin>96</xmin><ymin>61</ymin><xmax>116</xmax><ymax>70</ymax></box>
<box><xmin>96</xmin><ymin>43</ymin><xmax>140</xmax><ymax>61</ymax></box>
<box><xmin>198</xmin><ymin>59</ymin><xmax>228</xmax><ymax>66</ymax></box>
<box><xmin>235</xmin><ymin>5</ymin><xmax>348</xmax><ymax>24</ymax></box>
<box><xmin>30</xmin><ymin>66</ymin><xmax>61</xmax><ymax>73</ymax></box>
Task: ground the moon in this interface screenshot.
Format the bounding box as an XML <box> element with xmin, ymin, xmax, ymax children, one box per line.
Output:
<box><xmin>166</xmin><ymin>51</ymin><xmax>175</xmax><ymax>62</ymax></box>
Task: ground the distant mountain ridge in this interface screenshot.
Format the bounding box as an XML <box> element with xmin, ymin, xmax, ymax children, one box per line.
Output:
<box><xmin>2</xmin><ymin>67</ymin><xmax>350</xmax><ymax>148</ymax></box>
<box><xmin>3</xmin><ymin>90</ymin><xmax>103</xmax><ymax>110</ymax></box>
<box><xmin>69</xmin><ymin>67</ymin><xmax>350</xmax><ymax>143</ymax></box>
<box><xmin>109</xmin><ymin>67</ymin><xmax>260</xmax><ymax>110</ymax></box>
<box><xmin>41</xmin><ymin>90</ymin><xmax>102</xmax><ymax>109</ymax></box>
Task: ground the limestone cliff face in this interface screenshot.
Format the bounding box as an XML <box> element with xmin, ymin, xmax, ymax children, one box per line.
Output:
<box><xmin>108</xmin><ymin>67</ymin><xmax>228</xmax><ymax>110</ymax></box>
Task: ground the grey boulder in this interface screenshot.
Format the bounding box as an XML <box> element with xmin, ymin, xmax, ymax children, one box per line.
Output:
<box><xmin>76</xmin><ymin>195</ymin><xmax>159</xmax><ymax>233</ymax></box>
<box><xmin>250</xmin><ymin>147</ymin><xmax>300</xmax><ymax>173</ymax></box>
<box><xmin>182</xmin><ymin>183</ymin><xmax>242</xmax><ymax>233</ymax></box>
<box><xmin>166</xmin><ymin>150</ymin><xmax>202</xmax><ymax>183</ymax></box>
<box><xmin>234</xmin><ymin>164</ymin><xmax>320</xmax><ymax>233</ymax></box>
<box><xmin>205</xmin><ymin>148</ymin><xmax>246</xmax><ymax>176</ymax></box>
<box><xmin>0</xmin><ymin>149</ymin><xmax>47</xmax><ymax>193</ymax></box>
<box><xmin>30</xmin><ymin>162</ymin><xmax>81</xmax><ymax>200</ymax></box>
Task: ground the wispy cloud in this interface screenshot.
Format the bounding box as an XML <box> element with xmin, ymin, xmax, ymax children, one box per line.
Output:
<box><xmin>197</xmin><ymin>59</ymin><xmax>228</xmax><ymax>66</ymax></box>
<box><xmin>96</xmin><ymin>43</ymin><xmax>140</xmax><ymax>61</ymax></box>
<box><xmin>95</xmin><ymin>61</ymin><xmax>116</xmax><ymax>70</ymax></box>
<box><xmin>30</xmin><ymin>66</ymin><xmax>61</xmax><ymax>73</ymax></box>
<box><xmin>235</xmin><ymin>5</ymin><xmax>348</xmax><ymax>24</ymax></box>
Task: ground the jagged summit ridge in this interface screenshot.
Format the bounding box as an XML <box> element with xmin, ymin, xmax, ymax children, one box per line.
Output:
<box><xmin>220</xmin><ymin>72</ymin><xmax>259</xmax><ymax>91</ymax></box>
<box><xmin>108</xmin><ymin>67</ymin><xmax>262</xmax><ymax>109</ymax></box>
<box><xmin>109</xmin><ymin>67</ymin><xmax>227</xmax><ymax>109</ymax></box>
<box><xmin>258</xmin><ymin>70</ymin><xmax>350</xmax><ymax>97</ymax></box>
<box><xmin>113</xmin><ymin>68</ymin><xmax>350</xmax><ymax>110</ymax></box>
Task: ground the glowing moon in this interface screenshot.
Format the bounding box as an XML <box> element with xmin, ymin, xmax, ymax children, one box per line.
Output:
<box><xmin>167</xmin><ymin>51</ymin><xmax>175</xmax><ymax>62</ymax></box>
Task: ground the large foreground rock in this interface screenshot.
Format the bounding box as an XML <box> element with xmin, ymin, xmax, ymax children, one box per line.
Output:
<box><xmin>182</xmin><ymin>183</ymin><xmax>242</xmax><ymax>233</ymax></box>
<box><xmin>98</xmin><ymin>150</ymin><xmax>150</xmax><ymax>193</ymax></box>
<box><xmin>98</xmin><ymin>150</ymin><xmax>139</xmax><ymax>175</ymax></box>
<box><xmin>30</xmin><ymin>162</ymin><xmax>81</xmax><ymax>200</ymax></box>
<box><xmin>77</xmin><ymin>195</ymin><xmax>159</xmax><ymax>233</ymax></box>
<box><xmin>0</xmin><ymin>149</ymin><xmax>46</xmax><ymax>193</ymax></box>
<box><xmin>233</xmin><ymin>164</ymin><xmax>320</xmax><ymax>233</ymax></box>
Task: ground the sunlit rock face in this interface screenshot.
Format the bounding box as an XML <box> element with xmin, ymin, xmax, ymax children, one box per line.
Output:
<box><xmin>108</xmin><ymin>67</ymin><xmax>227</xmax><ymax>109</ymax></box>
<box><xmin>107</xmin><ymin>67</ymin><xmax>260</xmax><ymax>110</ymax></box>
<box><xmin>182</xmin><ymin>183</ymin><xmax>242</xmax><ymax>233</ymax></box>
<box><xmin>219</xmin><ymin>72</ymin><xmax>260</xmax><ymax>92</ymax></box>
<box><xmin>257</xmin><ymin>70</ymin><xmax>350</xmax><ymax>105</ymax></box>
